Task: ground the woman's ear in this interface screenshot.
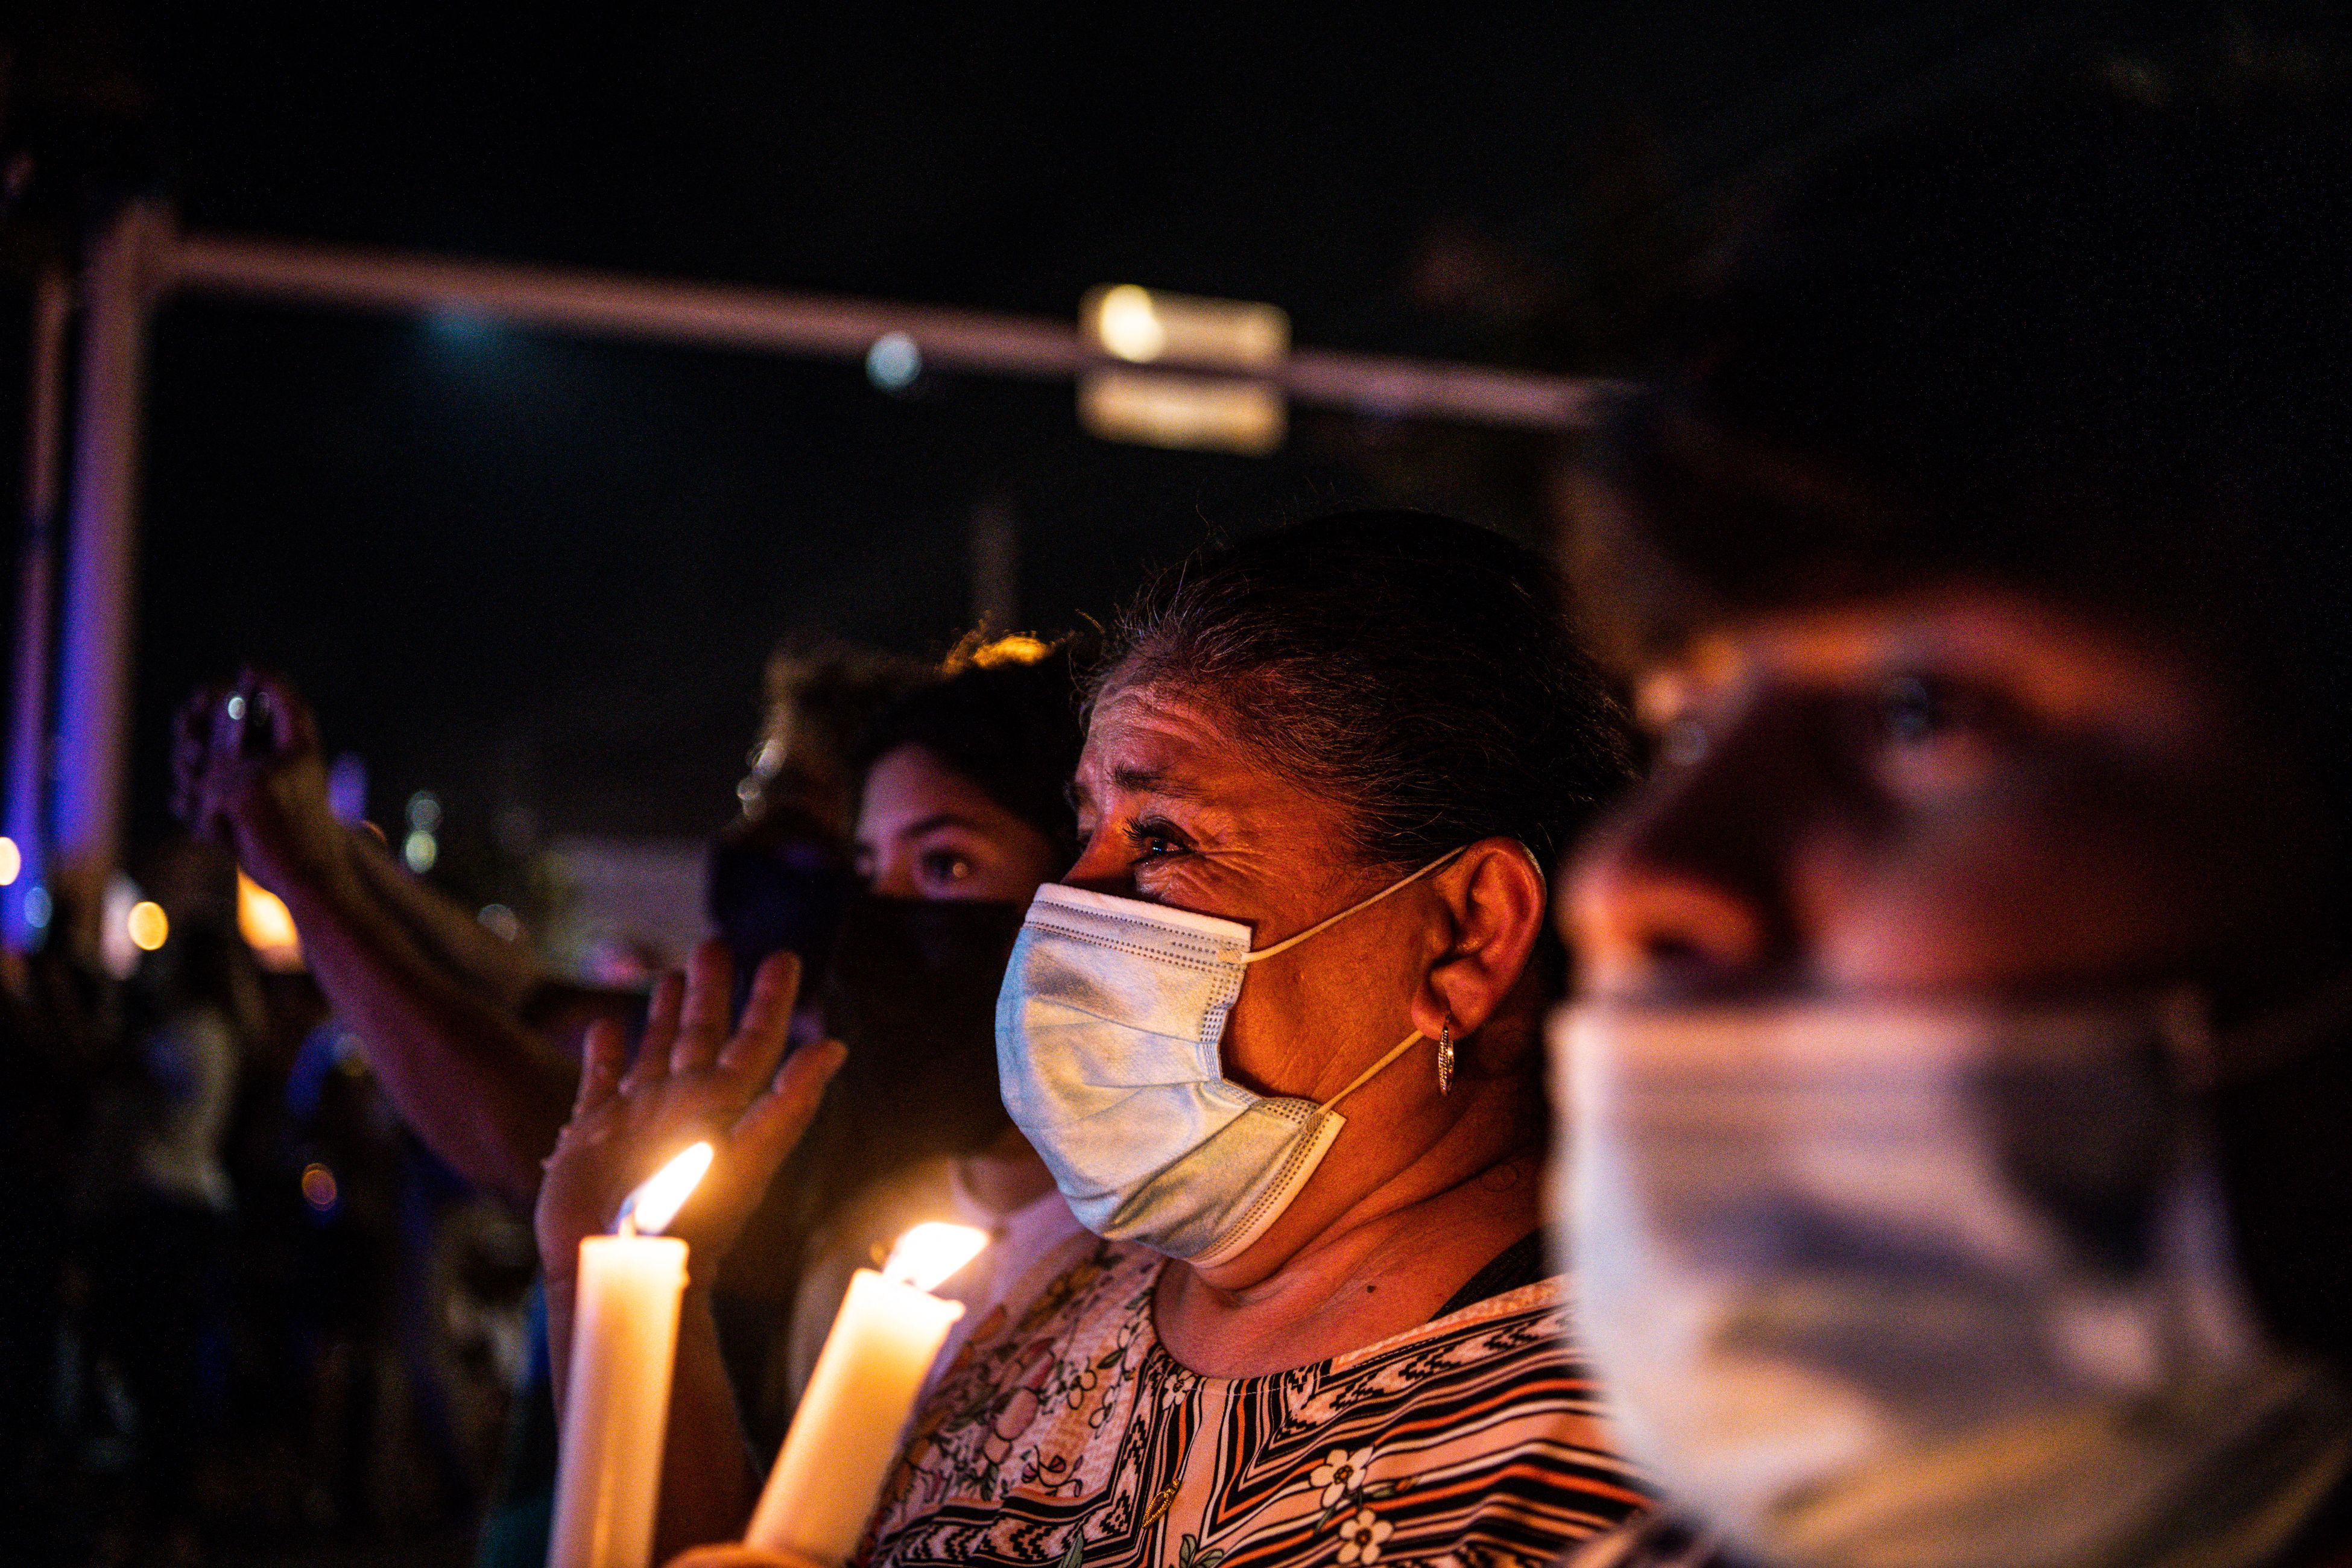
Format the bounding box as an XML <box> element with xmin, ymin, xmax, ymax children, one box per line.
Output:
<box><xmin>1411</xmin><ymin>838</ymin><xmax>1547</xmax><ymax>1042</ymax></box>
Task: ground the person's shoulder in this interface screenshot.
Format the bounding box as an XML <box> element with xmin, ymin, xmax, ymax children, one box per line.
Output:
<box><xmin>1313</xmin><ymin>1271</ymin><xmax>1615</xmax><ymax>1437</ymax></box>
<box><xmin>851</xmin><ymin>1156</ymin><xmax>964</xmax><ymax>1225</ymax></box>
<box><xmin>1001</xmin><ymin>1185</ymin><xmax>1085</xmax><ymax>1248</ymax></box>
<box><xmin>867</xmin><ymin>1239</ymin><xmax>1157</xmax><ymax>1554</ymax></box>
<box><xmin>939</xmin><ymin>1190</ymin><xmax>1093</xmax><ymax>1326</ymax></box>
<box><xmin>800</xmin><ymin>1157</ymin><xmax>964</xmax><ymax>1283</ymax></box>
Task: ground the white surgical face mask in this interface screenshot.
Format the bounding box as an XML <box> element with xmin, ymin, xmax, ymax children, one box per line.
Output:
<box><xmin>1548</xmin><ymin>997</ymin><xmax>2350</xmax><ymax>1568</ymax></box>
<box><xmin>996</xmin><ymin>850</ymin><xmax>1461</xmax><ymax>1266</ymax></box>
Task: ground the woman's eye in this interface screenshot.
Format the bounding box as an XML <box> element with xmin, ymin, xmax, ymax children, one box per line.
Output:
<box><xmin>1124</xmin><ymin>820</ymin><xmax>1190</xmax><ymax>862</ymax></box>
<box><xmin>1860</xmin><ymin>673</ymin><xmax>2026</xmax><ymax>797</ymax></box>
<box><xmin>1874</xmin><ymin>674</ymin><xmax>2016</xmax><ymax>750</ymax></box>
<box><xmin>1877</xmin><ymin>675</ymin><xmax>1950</xmax><ymax>745</ymax></box>
<box><xmin>918</xmin><ymin>849</ymin><xmax>975</xmax><ymax>885</ymax></box>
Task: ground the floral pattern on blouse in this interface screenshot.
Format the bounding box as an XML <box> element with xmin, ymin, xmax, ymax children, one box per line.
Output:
<box><xmin>859</xmin><ymin>1242</ymin><xmax>1651</xmax><ymax>1568</ymax></box>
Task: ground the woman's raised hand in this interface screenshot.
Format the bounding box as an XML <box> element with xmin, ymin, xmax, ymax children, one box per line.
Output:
<box><xmin>535</xmin><ymin>939</ymin><xmax>846</xmax><ymax>1287</ymax></box>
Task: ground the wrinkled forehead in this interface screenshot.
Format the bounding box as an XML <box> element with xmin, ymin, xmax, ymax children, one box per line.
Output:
<box><xmin>1083</xmin><ymin>678</ymin><xmax>1232</xmax><ymax>751</ymax></box>
<box><xmin>1075</xmin><ymin>683</ymin><xmax>1236</xmax><ymax>795</ymax></box>
<box><xmin>1073</xmin><ymin>681</ymin><xmax>1351</xmax><ymax>832</ymax></box>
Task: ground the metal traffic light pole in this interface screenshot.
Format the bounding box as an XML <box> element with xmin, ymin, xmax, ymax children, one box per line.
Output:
<box><xmin>13</xmin><ymin>199</ymin><xmax>1608</xmax><ymax>953</ymax></box>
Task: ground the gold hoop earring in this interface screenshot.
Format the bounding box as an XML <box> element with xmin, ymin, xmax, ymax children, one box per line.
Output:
<box><xmin>1437</xmin><ymin>1017</ymin><xmax>1455</xmax><ymax>1096</ymax></box>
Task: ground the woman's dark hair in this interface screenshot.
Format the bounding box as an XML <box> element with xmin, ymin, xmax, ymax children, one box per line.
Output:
<box><xmin>853</xmin><ymin>636</ymin><xmax>1087</xmax><ymax>865</ymax></box>
<box><xmin>1092</xmin><ymin>510</ymin><xmax>1633</xmax><ymax>876</ymax></box>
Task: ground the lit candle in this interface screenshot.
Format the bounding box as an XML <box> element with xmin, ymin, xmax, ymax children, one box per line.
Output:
<box><xmin>745</xmin><ymin>1222</ymin><xmax>989</xmax><ymax>1567</ymax></box>
<box><xmin>546</xmin><ymin>1142</ymin><xmax>716</xmax><ymax>1568</ymax></box>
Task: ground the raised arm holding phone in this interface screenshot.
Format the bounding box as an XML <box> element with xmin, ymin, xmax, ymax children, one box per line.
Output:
<box><xmin>172</xmin><ymin>673</ymin><xmax>590</xmax><ymax>1208</ymax></box>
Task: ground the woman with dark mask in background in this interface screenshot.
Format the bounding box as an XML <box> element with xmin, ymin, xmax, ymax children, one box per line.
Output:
<box><xmin>771</xmin><ymin>636</ymin><xmax>1093</xmax><ymax>1427</ymax></box>
<box><xmin>533</xmin><ymin>634</ymin><xmax>1095</xmax><ymax>1560</ymax></box>
<box><xmin>709</xmin><ymin>639</ymin><xmax>931</xmax><ymax>1023</ymax></box>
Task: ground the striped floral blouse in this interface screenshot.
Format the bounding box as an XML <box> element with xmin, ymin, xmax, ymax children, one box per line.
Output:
<box><xmin>859</xmin><ymin>1241</ymin><xmax>1651</xmax><ymax>1568</ymax></box>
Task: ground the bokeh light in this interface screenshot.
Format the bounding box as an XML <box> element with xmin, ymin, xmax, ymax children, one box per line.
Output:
<box><xmin>403</xmin><ymin>829</ymin><xmax>438</xmax><ymax>873</ymax></box>
<box><xmin>865</xmin><ymin>332</ymin><xmax>922</xmax><ymax>391</ymax></box>
<box><xmin>127</xmin><ymin>900</ymin><xmax>170</xmax><ymax>952</ymax></box>
<box><xmin>406</xmin><ymin>791</ymin><xmax>442</xmax><ymax>832</ymax></box>
<box><xmin>1093</xmin><ymin>285</ymin><xmax>1167</xmax><ymax>362</ymax></box>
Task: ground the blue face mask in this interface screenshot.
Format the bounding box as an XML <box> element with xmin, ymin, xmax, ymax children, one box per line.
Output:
<box><xmin>995</xmin><ymin>852</ymin><xmax>1461</xmax><ymax>1266</ymax></box>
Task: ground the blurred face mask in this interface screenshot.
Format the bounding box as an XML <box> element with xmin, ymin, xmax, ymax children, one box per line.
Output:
<box><xmin>707</xmin><ymin>832</ymin><xmax>854</xmax><ymax>1020</ymax></box>
<box><xmin>997</xmin><ymin>851</ymin><xmax>1459</xmax><ymax>1266</ymax></box>
<box><xmin>1549</xmin><ymin>997</ymin><xmax>2350</xmax><ymax>1568</ymax></box>
<box><xmin>817</xmin><ymin>894</ymin><xmax>1028</xmax><ymax>1162</ymax></box>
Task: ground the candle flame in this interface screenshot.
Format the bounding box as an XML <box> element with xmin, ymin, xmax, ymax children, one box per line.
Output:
<box><xmin>618</xmin><ymin>1141</ymin><xmax>714</xmax><ymax>1236</ymax></box>
<box><xmin>881</xmin><ymin>1222</ymin><xmax>988</xmax><ymax>1292</ymax></box>
<box><xmin>238</xmin><ymin>871</ymin><xmax>304</xmax><ymax>970</ymax></box>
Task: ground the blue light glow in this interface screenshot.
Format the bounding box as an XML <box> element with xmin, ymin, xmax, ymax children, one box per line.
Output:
<box><xmin>428</xmin><ymin>309</ymin><xmax>496</xmax><ymax>344</ymax></box>
<box><xmin>866</xmin><ymin>332</ymin><xmax>922</xmax><ymax>393</ymax></box>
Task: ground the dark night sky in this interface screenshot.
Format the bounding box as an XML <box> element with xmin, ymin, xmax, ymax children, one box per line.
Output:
<box><xmin>2</xmin><ymin>2</ymin><xmax>2088</xmax><ymax>873</ymax></box>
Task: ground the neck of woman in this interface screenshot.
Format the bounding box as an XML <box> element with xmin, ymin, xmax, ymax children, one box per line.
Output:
<box><xmin>1149</xmin><ymin>1089</ymin><xmax>1546</xmax><ymax>1379</ymax></box>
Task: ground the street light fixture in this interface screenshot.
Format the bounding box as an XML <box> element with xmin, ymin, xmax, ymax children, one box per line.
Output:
<box><xmin>1078</xmin><ymin>285</ymin><xmax>1289</xmax><ymax>454</ymax></box>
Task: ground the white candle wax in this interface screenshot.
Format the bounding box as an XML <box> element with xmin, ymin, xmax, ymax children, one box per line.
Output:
<box><xmin>548</xmin><ymin>1233</ymin><xmax>690</xmax><ymax>1568</ymax></box>
<box><xmin>745</xmin><ymin>1268</ymin><xmax>965</xmax><ymax>1567</ymax></box>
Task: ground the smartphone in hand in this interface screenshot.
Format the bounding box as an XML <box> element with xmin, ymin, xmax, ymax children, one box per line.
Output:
<box><xmin>225</xmin><ymin>685</ymin><xmax>275</xmax><ymax>757</ymax></box>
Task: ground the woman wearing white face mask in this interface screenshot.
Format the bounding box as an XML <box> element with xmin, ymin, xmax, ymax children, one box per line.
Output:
<box><xmin>560</xmin><ymin>513</ymin><xmax>1648</xmax><ymax>1568</ymax></box>
<box><xmin>839</xmin><ymin>512</ymin><xmax>1650</xmax><ymax>1568</ymax></box>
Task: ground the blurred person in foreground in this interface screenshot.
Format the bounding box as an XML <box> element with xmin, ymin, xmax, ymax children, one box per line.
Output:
<box><xmin>1552</xmin><ymin>64</ymin><xmax>2352</xmax><ymax>1568</ymax></box>
<box><xmin>545</xmin><ymin>512</ymin><xmax>1652</xmax><ymax>1568</ymax></box>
